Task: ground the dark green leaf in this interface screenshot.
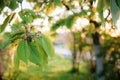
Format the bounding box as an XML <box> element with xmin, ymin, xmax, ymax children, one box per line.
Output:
<box><xmin>65</xmin><ymin>15</ymin><xmax>74</xmax><ymax>29</ymax></box>
<box><xmin>11</xmin><ymin>30</ymin><xmax>25</xmax><ymax>38</ymax></box>
<box><xmin>17</xmin><ymin>40</ymin><xmax>30</xmax><ymax>64</ymax></box>
<box><xmin>0</xmin><ymin>0</ymin><xmax>5</xmax><ymax>13</ymax></box>
<box><xmin>116</xmin><ymin>0</ymin><xmax>120</xmax><ymax>9</ymax></box>
<box><xmin>8</xmin><ymin>0</ymin><xmax>18</xmax><ymax>10</ymax></box>
<box><xmin>17</xmin><ymin>0</ymin><xmax>23</xmax><ymax>3</ymax></box>
<box><xmin>51</xmin><ymin>19</ymin><xmax>65</xmax><ymax>31</ymax></box>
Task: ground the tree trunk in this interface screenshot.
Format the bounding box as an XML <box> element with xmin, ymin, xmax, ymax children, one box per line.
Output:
<box><xmin>92</xmin><ymin>32</ymin><xmax>105</xmax><ymax>80</ymax></box>
<box><xmin>93</xmin><ymin>45</ymin><xmax>105</xmax><ymax>80</ymax></box>
<box><xmin>71</xmin><ymin>32</ymin><xmax>79</xmax><ymax>73</ymax></box>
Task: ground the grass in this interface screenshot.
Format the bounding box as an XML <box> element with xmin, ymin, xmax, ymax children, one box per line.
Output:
<box><xmin>3</xmin><ymin>54</ymin><xmax>95</xmax><ymax>80</ymax></box>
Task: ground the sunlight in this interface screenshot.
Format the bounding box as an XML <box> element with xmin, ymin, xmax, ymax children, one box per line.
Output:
<box><xmin>116</xmin><ymin>17</ymin><xmax>120</xmax><ymax>31</ymax></box>
<box><xmin>110</xmin><ymin>29</ymin><xmax>120</xmax><ymax>37</ymax></box>
<box><xmin>56</xmin><ymin>26</ymin><xmax>70</xmax><ymax>33</ymax></box>
<box><xmin>72</xmin><ymin>18</ymin><xmax>89</xmax><ymax>31</ymax></box>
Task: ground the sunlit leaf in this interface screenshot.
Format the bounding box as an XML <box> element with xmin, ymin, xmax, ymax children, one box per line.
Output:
<box><xmin>0</xmin><ymin>13</ymin><xmax>15</xmax><ymax>33</ymax></box>
<box><xmin>17</xmin><ymin>40</ymin><xmax>30</xmax><ymax>64</ymax></box>
<box><xmin>34</xmin><ymin>38</ymin><xmax>48</xmax><ymax>65</ymax></box>
<box><xmin>11</xmin><ymin>22</ymin><xmax>24</xmax><ymax>31</ymax></box>
<box><xmin>3</xmin><ymin>32</ymin><xmax>11</xmax><ymax>38</ymax></box>
<box><xmin>37</xmin><ymin>34</ymin><xmax>54</xmax><ymax>57</ymax></box>
<box><xmin>54</xmin><ymin>0</ymin><xmax>62</xmax><ymax>6</ymax></box>
<box><xmin>14</xmin><ymin>52</ymin><xmax>19</xmax><ymax>69</ymax></box>
<box><xmin>97</xmin><ymin>0</ymin><xmax>104</xmax><ymax>23</ymax></box>
<box><xmin>34</xmin><ymin>3</ymin><xmax>42</xmax><ymax>12</ymax></box>
<box><xmin>27</xmin><ymin>0</ymin><xmax>37</xmax><ymax>2</ymax></box>
<box><xmin>45</xmin><ymin>2</ymin><xmax>56</xmax><ymax>15</ymax></box>
<box><xmin>103</xmin><ymin>0</ymin><xmax>110</xmax><ymax>9</ymax></box>
<box><xmin>28</xmin><ymin>41</ymin><xmax>43</xmax><ymax>66</ymax></box>
<box><xmin>4</xmin><ymin>31</ymin><xmax>25</xmax><ymax>48</ymax></box>
<box><xmin>13</xmin><ymin>17</ymin><xmax>19</xmax><ymax>24</ymax></box>
<box><xmin>19</xmin><ymin>9</ymin><xmax>36</xmax><ymax>23</ymax></box>
<box><xmin>4</xmin><ymin>38</ymin><xmax>12</xmax><ymax>48</ymax></box>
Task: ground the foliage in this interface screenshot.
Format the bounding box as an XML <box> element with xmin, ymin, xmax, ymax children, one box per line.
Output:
<box><xmin>100</xmin><ymin>35</ymin><xmax>120</xmax><ymax>80</ymax></box>
<box><xmin>1</xmin><ymin>8</ymin><xmax>54</xmax><ymax>68</ymax></box>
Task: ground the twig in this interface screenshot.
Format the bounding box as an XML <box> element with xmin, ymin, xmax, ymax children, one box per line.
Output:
<box><xmin>105</xmin><ymin>9</ymin><xmax>110</xmax><ymax>21</ymax></box>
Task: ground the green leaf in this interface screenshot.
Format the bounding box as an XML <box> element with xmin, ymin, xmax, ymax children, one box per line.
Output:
<box><xmin>11</xmin><ymin>30</ymin><xmax>25</xmax><ymax>38</ymax></box>
<box><xmin>3</xmin><ymin>32</ymin><xmax>11</xmax><ymax>38</ymax></box>
<box><xmin>65</xmin><ymin>15</ymin><xmax>74</xmax><ymax>29</ymax></box>
<box><xmin>97</xmin><ymin>0</ymin><xmax>104</xmax><ymax>23</ymax></box>
<box><xmin>110</xmin><ymin>0</ymin><xmax>120</xmax><ymax>24</ymax></box>
<box><xmin>116</xmin><ymin>0</ymin><xmax>120</xmax><ymax>9</ymax></box>
<box><xmin>4</xmin><ymin>32</ymin><xmax>24</xmax><ymax>48</ymax></box>
<box><xmin>37</xmin><ymin>34</ymin><xmax>54</xmax><ymax>57</ymax></box>
<box><xmin>54</xmin><ymin>0</ymin><xmax>62</xmax><ymax>6</ymax></box>
<box><xmin>8</xmin><ymin>0</ymin><xmax>18</xmax><ymax>10</ymax></box>
<box><xmin>51</xmin><ymin>19</ymin><xmax>65</xmax><ymax>31</ymax></box>
<box><xmin>0</xmin><ymin>13</ymin><xmax>15</xmax><ymax>33</ymax></box>
<box><xmin>103</xmin><ymin>0</ymin><xmax>110</xmax><ymax>9</ymax></box>
<box><xmin>34</xmin><ymin>38</ymin><xmax>48</xmax><ymax>65</ymax></box>
<box><xmin>4</xmin><ymin>39</ymin><xmax>12</xmax><ymax>48</ymax></box>
<box><xmin>28</xmin><ymin>41</ymin><xmax>43</xmax><ymax>66</ymax></box>
<box><xmin>19</xmin><ymin>9</ymin><xmax>36</xmax><ymax>23</ymax></box>
<box><xmin>14</xmin><ymin>53</ymin><xmax>19</xmax><ymax>69</ymax></box>
<box><xmin>11</xmin><ymin>22</ymin><xmax>24</xmax><ymax>31</ymax></box>
<box><xmin>17</xmin><ymin>40</ymin><xmax>30</xmax><ymax>64</ymax></box>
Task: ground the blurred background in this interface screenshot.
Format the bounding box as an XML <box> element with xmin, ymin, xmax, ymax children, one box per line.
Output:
<box><xmin>0</xmin><ymin>0</ymin><xmax>120</xmax><ymax>80</ymax></box>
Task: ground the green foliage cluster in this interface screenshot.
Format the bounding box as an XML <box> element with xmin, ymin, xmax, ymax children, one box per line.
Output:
<box><xmin>1</xmin><ymin>9</ymin><xmax>54</xmax><ymax>68</ymax></box>
<box><xmin>101</xmin><ymin>35</ymin><xmax>120</xmax><ymax>80</ymax></box>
